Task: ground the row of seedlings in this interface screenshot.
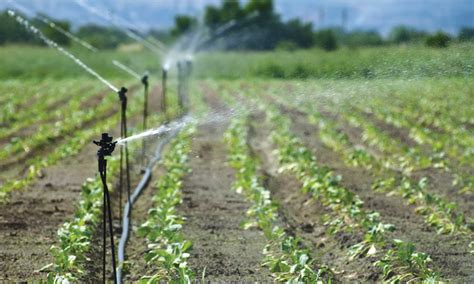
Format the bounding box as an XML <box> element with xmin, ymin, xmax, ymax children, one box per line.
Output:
<box><xmin>224</xmin><ymin>114</ymin><xmax>333</xmax><ymax>283</ymax></box>
<box><xmin>264</xmin><ymin>105</ymin><xmax>443</xmax><ymax>283</ymax></box>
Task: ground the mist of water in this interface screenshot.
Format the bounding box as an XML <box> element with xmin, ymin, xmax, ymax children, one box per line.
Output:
<box><xmin>8</xmin><ymin>1</ymin><xmax>98</xmax><ymax>52</ymax></box>
<box><xmin>112</xmin><ymin>60</ymin><xmax>142</xmax><ymax>81</ymax></box>
<box><xmin>74</xmin><ymin>0</ymin><xmax>165</xmax><ymax>56</ymax></box>
<box><xmin>7</xmin><ymin>10</ymin><xmax>119</xmax><ymax>93</ymax></box>
<box><xmin>115</xmin><ymin>101</ymin><xmax>255</xmax><ymax>146</ymax></box>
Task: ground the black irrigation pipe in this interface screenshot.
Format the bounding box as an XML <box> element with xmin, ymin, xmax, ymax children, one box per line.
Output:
<box><xmin>116</xmin><ymin>123</ymin><xmax>183</xmax><ymax>283</ymax></box>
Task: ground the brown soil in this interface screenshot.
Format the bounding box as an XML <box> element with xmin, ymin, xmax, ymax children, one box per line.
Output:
<box><xmin>0</xmin><ymin>142</ymin><xmax>97</xmax><ymax>281</ymax></box>
<box><xmin>175</xmin><ymin>120</ymin><xmax>271</xmax><ymax>281</ymax></box>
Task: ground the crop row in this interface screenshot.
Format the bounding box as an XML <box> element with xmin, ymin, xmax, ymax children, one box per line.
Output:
<box><xmin>0</xmin><ymin>84</ymin><xmax>121</xmax><ymax>162</ymax></box>
<box><xmin>224</xmin><ymin>115</ymin><xmax>332</xmax><ymax>282</ymax></box>
<box><xmin>137</xmin><ymin>125</ymin><xmax>195</xmax><ymax>283</ymax></box>
<box><xmin>44</xmin><ymin>83</ymin><xmax>185</xmax><ymax>281</ymax></box>
<box><xmin>0</xmin><ymin>81</ymin><xmax>100</xmax><ymax>141</ymax></box>
<box><xmin>263</xmin><ymin>105</ymin><xmax>442</xmax><ymax>283</ymax></box>
<box><xmin>0</xmin><ymin>86</ymin><xmax>139</xmax><ymax>202</ymax></box>
<box><xmin>257</xmin><ymin>81</ymin><xmax>471</xmax><ymax>234</ymax></box>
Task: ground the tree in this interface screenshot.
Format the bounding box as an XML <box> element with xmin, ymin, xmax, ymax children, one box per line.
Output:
<box><xmin>458</xmin><ymin>27</ymin><xmax>474</xmax><ymax>41</ymax></box>
<box><xmin>171</xmin><ymin>15</ymin><xmax>197</xmax><ymax>37</ymax></box>
<box><xmin>0</xmin><ymin>11</ymin><xmax>38</xmax><ymax>45</ymax></box>
<box><xmin>76</xmin><ymin>25</ymin><xmax>128</xmax><ymax>49</ymax></box>
<box><xmin>344</xmin><ymin>30</ymin><xmax>384</xmax><ymax>47</ymax></box>
<box><xmin>425</xmin><ymin>31</ymin><xmax>450</xmax><ymax>48</ymax></box>
<box><xmin>389</xmin><ymin>25</ymin><xmax>426</xmax><ymax>44</ymax></box>
<box><xmin>244</xmin><ymin>0</ymin><xmax>273</xmax><ymax>17</ymax></box>
<box><xmin>35</xmin><ymin>15</ymin><xmax>71</xmax><ymax>46</ymax></box>
<box><xmin>314</xmin><ymin>29</ymin><xmax>338</xmax><ymax>51</ymax></box>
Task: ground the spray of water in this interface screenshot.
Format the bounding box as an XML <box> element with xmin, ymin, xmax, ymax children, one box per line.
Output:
<box><xmin>8</xmin><ymin>0</ymin><xmax>98</xmax><ymax>52</ymax></box>
<box><xmin>74</xmin><ymin>0</ymin><xmax>166</xmax><ymax>56</ymax></box>
<box><xmin>7</xmin><ymin>10</ymin><xmax>119</xmax><ymax>93</ymax></box>
<box><xmin>112</xmin><ymin>60</ymin><xmax>142</xmax><ymax>81</ymax></box>
<box><xmin>115</xmin><ymin>100</ymin><xmax>257</xmax><ymax>146</ymax></box>
<box><xmin>115</xmin><ymin>115</ymin><xmax>194</xmax><ymax>145</ymax></box>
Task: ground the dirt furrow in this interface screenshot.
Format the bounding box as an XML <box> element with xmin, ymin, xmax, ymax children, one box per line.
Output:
<box><xmin>176</xmin><ymin>120</ymin><xmax>271</xmax><ymax>281</ymax></box>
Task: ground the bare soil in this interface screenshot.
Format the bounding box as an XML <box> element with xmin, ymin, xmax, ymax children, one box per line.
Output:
<box><xmin>176</xmin><ymin>120</ymin><xmax>272</xmax><ymax>282</ymax></box>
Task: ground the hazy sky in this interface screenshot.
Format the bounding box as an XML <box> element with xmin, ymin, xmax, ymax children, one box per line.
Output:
<box><xmin>2</xmin><ymin>0</ymin><xmax>473</xmax><ymax>35</ymax></box>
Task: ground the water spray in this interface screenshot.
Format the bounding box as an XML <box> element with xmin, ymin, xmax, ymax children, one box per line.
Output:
<box><xmin>74</xmin><ymin>0</ymin><xmax>165</xmax><ymax>56</ymax></box>
<box><xmin>7</xmin><ymin>10</ymin><xmax>118</xmax><ymax>93</ymax></box>
<box><xmin>117</xmin><ymin>87</ymin><xmax>132</xmax><ymax>222</ymax></box>
<box><xmin>7</xmin><ymin>1</ymin><xmax>98</xmax><ymax>52</ymax></box>
<box><xmin>93</xmin><ymin>133</ymin><xmax>118</xmax><ymax>284</ymax></box>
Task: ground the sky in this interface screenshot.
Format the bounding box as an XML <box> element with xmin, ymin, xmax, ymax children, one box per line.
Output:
<box><xmin>2</xmin><ymin>0</ymin><xmax>473</xmax><ymax>35</ymax></box>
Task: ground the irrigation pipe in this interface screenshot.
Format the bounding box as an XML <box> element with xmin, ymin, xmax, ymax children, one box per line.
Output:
<box><xmin>116</xmin><ymin>124</ymin><xmax>183</xmax><ymax>283</ymax></box>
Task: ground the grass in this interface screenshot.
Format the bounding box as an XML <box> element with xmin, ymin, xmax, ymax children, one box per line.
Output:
<box><xmin>0</xmin><ymin>43</ymin><xmax>473</xmax><ymax>80</ymax></box>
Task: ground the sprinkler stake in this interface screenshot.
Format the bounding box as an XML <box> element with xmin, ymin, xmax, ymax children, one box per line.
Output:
<box><xmin>141</xmin><ymin>75</ymin><xmax>149</xmax><ymax>167</ymax></box>
<box><xmin>177</xmin><ymin>61</ymin><xmax>184</xmax><ymax>113</ymax></box>
<box><xmin>161</xmin><ymin>67</ymin><xmax>167</xmax><ymax>115</ymax></box>
<box><xmin>118</xmin><ymin>87</ymin><xmax>132</xmax><ymax>222</ymax></box>
<box><xmin>93</xmin><ymin>133</ymin><xmax>118</xmax><ymax>284</ymax></box>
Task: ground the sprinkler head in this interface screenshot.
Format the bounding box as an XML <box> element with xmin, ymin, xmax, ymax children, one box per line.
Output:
<box><xmin>93</xmin><ymin>133</ymin><xmax>117</xmax><ymax>157</ymax></box>
<box><xmin>141</xmin><ymin>74</ymin><xmax>149</xmax><ymax>87</ymax></box>
<box><xmin>118</xmin><ymin>87</ymin><xmax>128</xmax><ymax>102</ymax></box>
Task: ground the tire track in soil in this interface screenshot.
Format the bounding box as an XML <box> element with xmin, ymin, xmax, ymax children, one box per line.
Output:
<box><xmin>284</xmin><ymin>108</ymin><xmax>474</xmax><ymax>282</ymax></box>
<box><xmin>0</xmin><ymin>84</ymin><xmax>148</xmax><ymax>282</ymax></box>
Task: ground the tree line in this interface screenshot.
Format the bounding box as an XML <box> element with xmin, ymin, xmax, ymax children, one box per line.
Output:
<box><xmin>1</xmin><ymin>0</ymin><xmax>473</xmax><ymax>51</ymax></box>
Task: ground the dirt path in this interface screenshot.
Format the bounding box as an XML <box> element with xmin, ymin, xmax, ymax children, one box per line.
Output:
<box><xmin>177</xmin><ymin>120</ymin><xmax>271</xmax><ymax>281</ymax></box>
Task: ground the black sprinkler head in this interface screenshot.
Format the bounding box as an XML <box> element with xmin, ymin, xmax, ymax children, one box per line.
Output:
<box><xmin>141</xmin><ymin>74</ymin><xmax>149</xmax><ymax>86</ymax></box>
<box><xmin>118</xmin><ymin>87</ymin><xmax>128</xmax><ymax>102</ymax></box>
<box><xmin>93</xmin><ymin>133</ymin><xmax>117</xmax><ymax>157</ymax></box>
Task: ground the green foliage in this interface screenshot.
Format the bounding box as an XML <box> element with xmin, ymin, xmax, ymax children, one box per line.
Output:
<box><xmin>0</xmin><ymin>11</ymin><xmax>38</xmax><ymax>45</ymax></box>
<box><xmin>138</xmin><ymin>127</ymin><xmax>195</xmax><ymax>283</ymax></box>
<box><xmin>224</xmin><ymin>116</ymin><xmax>332</xmax><ymax>282</ymax></box>
<box><xmin>171</xmin><ymin>15</ymin><xmax>197</xmax><ymax>37</ymax></box>
<box><xmin>458</xmin><ymin>27</ymin><xmax>474</xmax><ymax>41</ymax></box>
<box><xmin>76</xmin><ymin>24</ymin><xmax>130</xmax><ymax>49</ymax></box>
<box><xmin>314</xmin><ymin>29</ymin><xmax>338</xmax><ymax>51</ymax></box>
<box><xmin>344</xmin><ymin>30</ymin><xmax>384</xmax><ymax>47</ymax></box>
<box><xmin>260</xmin><ymin>104</ymin><xmax>442</xmax><ymax>283</ymax></box>
<box><xmin>35</xmin><ymin>15</ymin><xmax>71</xmax><ymax>46</ymax></box>
<box><xmin>389</xmin><ymin>25</ymin><xmax>427</xmax><ymax>44</ymax></box>
<box><xmin>425</xmin><ymin>31</ymin><xmax>451</xmax><ymax>48</ymax></box>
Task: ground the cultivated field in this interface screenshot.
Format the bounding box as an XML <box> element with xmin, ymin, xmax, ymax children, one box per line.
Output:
<box><xmin>0</xmin><ymin>44</ymin><xmax>473</xmax><ymax>282</ymax></box>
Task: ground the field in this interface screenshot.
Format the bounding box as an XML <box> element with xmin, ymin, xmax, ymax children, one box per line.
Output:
<box><xmin>0</xmin><ymin>44</ymin><xmax>473</xmax><ymax>282</ymax></box>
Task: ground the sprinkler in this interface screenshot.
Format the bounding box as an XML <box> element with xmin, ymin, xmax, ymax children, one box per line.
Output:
<box><xmin>184</xmin><ymin>58</ymin><xmax>193</xmax><ymax>113</ymax></box>
<box><xmin>93</xmin><ymin>133</ymin><xmax>118</xmax><ymax>284</ymax></box>
<box><xmin>118</xmin><ymin>87</ymin><xmax>132</xmax><ymax>222</ymax></box>
<box><xmin>162</xmin><ymin>67</ymin><xmax>168</xmax><ymax>115</ymax></box>
<box><xmin>141</xmin><ymin>74</ymin><xmax>149</xmax><ymax>166</ymax></box>
<box><xmin>111</xmin><ymin>60</ymin><xmax>148</xmax><ymax>166</ymax></box>
<box><xmin>177</xmin><ymin>61</ymin><xmax>185</xmax><ymax>113</ymax></box>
